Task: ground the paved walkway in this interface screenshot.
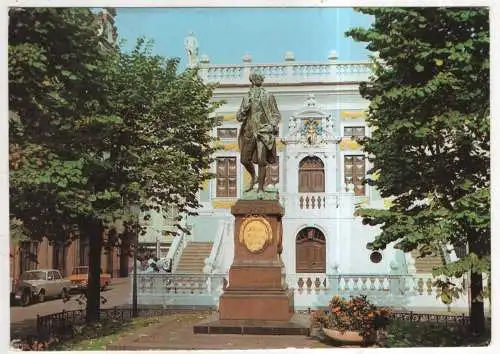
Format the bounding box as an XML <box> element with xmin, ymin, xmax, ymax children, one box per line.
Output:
<box><xmin>107</xmin><ymin>312</ymin><xmax>333</xmax><ymax>350</ymax></box>
<box><xmin>10</xmin><ymin>279</ymin><xmax>131</xmax><ymax>339</ymax></box>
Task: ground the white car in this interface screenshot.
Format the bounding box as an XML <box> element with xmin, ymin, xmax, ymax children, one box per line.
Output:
<box><xmin>13</xmin><ymin>269</ymin><xmax>72</xmax><ymax>306</ymax></box>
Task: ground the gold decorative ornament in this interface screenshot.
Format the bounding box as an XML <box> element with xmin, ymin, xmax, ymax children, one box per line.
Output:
<box><xmin>340</xmin><ymin>111</ymin><xmax>366</xmax><ymax>120</ymax></box>
<box><xmin>212</xmin><ymin>200</ymin><xmax>237</xmax><ymax>209</ymax></box>
<box><xmin>223</xmin><ymin>143</ymin><xmax>239</xmax><ymax>151</ymax></box>
<box><xmin>239</xmin><ymin>216</ymin><xmax>273</xmax><ymax>253</ymax></box>
<box><xmin>339</xmin><ymin>138</ymin><xmax>361</xmax><ymax>151</ymax></box>
<box><xmin>222</xmin><ymin>114</ymin><xmax>235</xmax><ymax>121</ymax></box>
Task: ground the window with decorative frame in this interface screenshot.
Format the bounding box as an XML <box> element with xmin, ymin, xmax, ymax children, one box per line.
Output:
<box><xmin>343</xmin><ymin>126</ymin><xmax>366</xmax><ymax>137</ymax></box>
<box><xmin>217</xmin><ymin>128</ymin><xmax>238</xmax><ymax>139</ymax></box>
<box><xmin>298</xmin><ymin>156</ymin><xmax>325</xmax><ymax>193</ymax></box>
<box><xmin>216</xmin><ymin>157</ymin><xmax>237</xmax><ymax>197</ymax></box>
<box><xmin>344</xmin><ymin>155</ymin><xmax>366</xmax><ymax>196</ymax></box>
<box><xmin>264</xmin><ymin>157</ymin><xmax>279</xmax><ymax>187</ymax></box>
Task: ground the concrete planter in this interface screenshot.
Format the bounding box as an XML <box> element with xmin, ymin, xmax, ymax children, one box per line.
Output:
<box><xmin>322</xmin><ymin>328</ymin><xmax>375</xmax><ymax>346</ymax></box>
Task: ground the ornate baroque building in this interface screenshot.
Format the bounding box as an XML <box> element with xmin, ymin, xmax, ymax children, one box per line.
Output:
<box><xmin>138</xmin><ymin>34</ymin><xmax>474</xmax><ymax>312</ymax></box>
<box><xmin>180</xmin><ymin>34</ymin><xmax>404</xmax><ymax>276</ymax></box>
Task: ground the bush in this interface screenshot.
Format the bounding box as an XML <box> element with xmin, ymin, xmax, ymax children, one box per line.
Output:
<box><xmin>310</xmin><ymin>295</ymin><xmax>391</xmax><ymax>339</ymax></box>
<box><xmin>385</xmin><ymin>320</ymin><xmax>491</xmax><ymax>347</ymax></box>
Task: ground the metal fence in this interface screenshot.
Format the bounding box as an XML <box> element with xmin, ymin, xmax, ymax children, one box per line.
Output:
<box><xmin>300</xmin><ymin>308</ymin><xmax>472</xmax><ymax>325</ymax></box>
<box><xmin>391</xmin><ymin>311</ymin><xmax>470</xmax><ymax>325</ymax></box>
<box><xmin>37</xmin><ymin>306</ymin><xmax>477</xmax><ymax>340</ymax></box>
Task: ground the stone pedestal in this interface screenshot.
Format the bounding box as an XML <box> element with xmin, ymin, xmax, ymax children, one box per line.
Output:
<box><xmin>219</xmin><ymin>199</ymin><xmax>294</xmax><ymax>321</ymax></box>
<box><xmin>193</xmin><ymin>198</ymin><xmax>306</xmax><ymax>335</ymax></box>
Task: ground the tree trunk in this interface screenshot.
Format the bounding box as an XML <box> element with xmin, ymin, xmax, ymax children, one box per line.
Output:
<box><xmin>469</xmin><ymin>270</ymin><xmax>485</xmax><ymax>334</ymax></box>
<box><xmin>86</xmin><ymin>221</ymin><xmax>103</xmax><ymax>324</ymax></box>
<box><xmin>468</xmin><ymin>234</ymin><xmax>486</xmax><ymax>334</ymax></box>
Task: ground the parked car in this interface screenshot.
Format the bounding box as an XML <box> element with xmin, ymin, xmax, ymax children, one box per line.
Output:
<box><xmin>13</xmin><ymin>269</ymin><xmax>72</xmax><ymax>306</ymax></box>
<box><xmin>68</xmin><ymin>266</ymin><xmax>112</xmax><ymax>291</ymax></box>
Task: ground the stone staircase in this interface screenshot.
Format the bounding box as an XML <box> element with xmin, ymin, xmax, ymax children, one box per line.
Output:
<box><xmin>411</xmin><ymin>250</ymin><xmax>446</xmax><ymax>274</ymax></box>
<box><xmin>175</xmin><ymin>242</ymin><xmax>213</xmax><ymax>273</ymax></box>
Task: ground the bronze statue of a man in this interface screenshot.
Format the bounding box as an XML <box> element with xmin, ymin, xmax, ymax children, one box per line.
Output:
<box><xmin>236</xmin><ymin>71</ymin><xmax>281</xmax><ymax>193</ymax></box>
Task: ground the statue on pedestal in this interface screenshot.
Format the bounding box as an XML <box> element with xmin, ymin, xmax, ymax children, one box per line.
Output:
<box><xmin>236</xmin><ymin>71</ymin><xmax>281</xmax><ymax>194</ymax></box>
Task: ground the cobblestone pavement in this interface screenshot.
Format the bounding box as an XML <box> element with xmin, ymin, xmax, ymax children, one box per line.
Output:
<box><xmin>107</xmin><ymin>312</ymin><xmax>333</xmax><ymax>350</ymax></box>
<box><xmin>10</xmin><ymin>278</ymin><xmax>131</xmax><ymax>338</ymax></box>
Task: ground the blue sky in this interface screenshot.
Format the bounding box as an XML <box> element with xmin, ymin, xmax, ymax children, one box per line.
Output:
<box><xmin>114</xmin><ymin>8</ymin><xmax>374</xmax><ymax>68</ymax></box>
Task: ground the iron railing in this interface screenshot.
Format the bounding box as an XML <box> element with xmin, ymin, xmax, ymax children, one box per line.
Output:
<box><xmin>36</xmin><ymin>306</ymin><xmax>212</xmax><ymax>339</ymax></box>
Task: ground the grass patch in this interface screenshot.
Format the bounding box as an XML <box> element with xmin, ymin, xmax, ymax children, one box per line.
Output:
<box><xmin>385</xmin><ymin>320</ymin><xmax>491</xmax><ymax>347</ymax></box>
<box><xmin>54</xmin><ymin>316</ymin><xmax>161</xmax><ymax>350</ymax></box>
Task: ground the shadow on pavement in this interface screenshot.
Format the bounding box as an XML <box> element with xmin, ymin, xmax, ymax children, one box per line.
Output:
<box><xmin>11</xmin><ymin>318</ymin><xmax>38</xmax><ymax>339</ymax></box>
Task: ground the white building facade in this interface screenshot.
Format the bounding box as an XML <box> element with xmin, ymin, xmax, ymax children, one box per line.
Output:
<box><xmin>191</xmin><ymin>48</ymin><xmax>401</xmax><ymax>277</ymax></box>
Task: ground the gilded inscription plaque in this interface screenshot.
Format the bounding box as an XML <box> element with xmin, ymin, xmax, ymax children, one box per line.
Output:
<box><xmin>239</xmin><ymin>216</ymin><xmax>273</xmax><ymax>253</ymax></box>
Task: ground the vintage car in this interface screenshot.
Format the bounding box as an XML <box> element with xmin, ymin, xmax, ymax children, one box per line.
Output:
<box><xmin>68</xmin><ymin>266</ymin><xmax>112</xmax><ymax>291</ymax></box>
<box><xmin>13</xmin><ymin>269</ymin><xmax>72</xmax><ymax>306</ymax></box>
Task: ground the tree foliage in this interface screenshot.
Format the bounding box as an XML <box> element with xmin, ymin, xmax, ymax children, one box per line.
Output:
<box><xmin>9</xmin><ymin>8</ymin><xmax>115</xmax><ymax>241</ymax></box>
<box><xmin>9</xmin><ymin>8</ymin><xmax>220</xmax><ymax>322</ymax></box>
<box><xmin>107</xmin><ymin>38</ymin><xmax>221</xmax><ymax>222</ymax></box>
<box><xmin>346</xmin><ymin>8</ymin><xmax>489</xmax><ymax>332</ymax></box>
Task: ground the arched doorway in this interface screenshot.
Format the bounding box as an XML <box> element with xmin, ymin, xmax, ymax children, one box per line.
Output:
<box><xmin>296</xmin><ymin>227</ymin><xmax>326</xmax><ymax>273</ymax></box>
<box><xmin>298</xmin><ymin>156</ymin><xmax>325</xmax><ymax>192</ymax></box>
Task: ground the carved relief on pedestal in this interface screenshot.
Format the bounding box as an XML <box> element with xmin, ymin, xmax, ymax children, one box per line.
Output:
<box><xmin>238</xmin><ymin>216</ymin><xmax>273</xmax><ymax>253</ymax></box>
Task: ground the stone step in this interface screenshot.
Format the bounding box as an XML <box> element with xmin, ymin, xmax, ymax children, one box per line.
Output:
<box><xmin>411</xmin><ymin>250</ymin><xmax>445</xmax><ymax>274</ymax></box>
<box><xmin>175</xmin><ymin>242</ymin><xmax>213</xmax><ymax>273</ymax></box>
<box><xmin>177</xmin><ymin>264</ymin><xmax>206</xmax><ymax>269</ymax></box>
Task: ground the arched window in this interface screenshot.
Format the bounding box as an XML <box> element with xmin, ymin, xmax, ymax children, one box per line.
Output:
<box><xmin>298</xmin><ymin>156</ymin><xmax>325</xmax><ymax>192</ymax></box>
<box><xmin>296</xmin><ymin>227</ymin><xmax>326</xmax><ymax>273</ymax></box>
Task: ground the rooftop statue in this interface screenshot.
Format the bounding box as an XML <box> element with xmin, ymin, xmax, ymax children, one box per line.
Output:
<box><xmin>184</xmin><ymin>31</ymin><xmax>199</xmax><ymax>68</ymax></box>
<box><xmin>236</xmin><ymin>71</ymin><xmax>281</xmax><ymax>196</ymax></box>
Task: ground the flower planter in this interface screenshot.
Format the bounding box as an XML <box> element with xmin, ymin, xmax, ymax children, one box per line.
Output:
<box><xmin>322</xmin><ymin>328</ymin><xmax>375</xmax><ymax>346</ymax></box>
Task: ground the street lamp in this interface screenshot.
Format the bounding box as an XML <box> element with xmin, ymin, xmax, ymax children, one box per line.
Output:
<box><xmin>128</xmin><ymin>204</ymin><xmax>141</xmax><ymax>318</ymax></box>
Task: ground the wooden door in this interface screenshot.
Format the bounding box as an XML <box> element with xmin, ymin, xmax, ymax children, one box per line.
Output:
<box><xmin>296</xmin><ymin>228</ymin><xmax>326</xmax><ymax>273</ymax></box>
<box><xmin>298</xmin><ymin>156</ymin><xmax>325</xmax><ymax>192</ymax></box>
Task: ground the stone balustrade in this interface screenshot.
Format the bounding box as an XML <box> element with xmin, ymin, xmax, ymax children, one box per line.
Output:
<box><xmin>281</xmin><ymin>192</ymin><xmax>355</xmax><ymax>219</ymax></box>
<box><xmin>134</xmin><ymin>273</ymin><xmax>227</xmax><ymax>307</ymax></box>
<box><xmin>198</xmin><ymin>61</ymin><xmax>372</xmax><ymax>85</ymax></box>
<box><xmin>133</xmin><ymin>272</ymin><xmax>476</xmax><ymax>312</ymax></box>
<box><xmin>338</xmin><ymin>275</ymin><xmax>391</xmax><ymax>293</ymax></box>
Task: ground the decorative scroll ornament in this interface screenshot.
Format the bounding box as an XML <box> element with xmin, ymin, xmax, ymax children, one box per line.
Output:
<box><xmin>239</xmin><ymin>216</ymin><xmax>273</xmax><ymax>253</ymax></box>
<box><xmin>304</xmin><ymin>93</ymin><xmax>317</xmax><ymax>107</ymax></box>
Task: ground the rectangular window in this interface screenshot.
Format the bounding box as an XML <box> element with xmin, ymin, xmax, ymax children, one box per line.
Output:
<box><xmin>79</xmin><ymin>237</ymin><xmax>89</xmax><ymax>267</ymax></box>
<box><xmin>216</xmin><ymin>157</ymin><xmax>237</xmax><ymax>197</ymax></box>
<box><xmin>344</xmin><ymin>155</ymin><xmax>366</xmax><ymax>196</ymax></box>
<box><xmin>265</xmin><ymin>157</ymin><xmax>280</xmax><ymax>187</ymax></box>
<box><xmin>217</xmin><ymin>128</ymin><xmax>238</xmax><ymax>139</ymax></box>
<box><xmin>344</xmin><ymin>126</ymin><xmax>366</xmax><ymax>137</ymax></box>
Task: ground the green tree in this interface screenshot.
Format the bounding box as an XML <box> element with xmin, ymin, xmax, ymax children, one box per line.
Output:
<box><xmin>9</xmin><ymin>8</ymin><xmax>220</xmax><ymax>323</ymax></box>
<box><xmin>9</xmin><ymin>7</ymin><xmax>123</xmax><ymax>322</ymax></box>
<box><xmin>346</xmin><ymin>8</ymin><xmax>489</xmax><ymax>333</ymax></box>
<box><xmin>107</xmin><ymin>38</ymin><xmax>220</xmax><ymax>222</ymax></box>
